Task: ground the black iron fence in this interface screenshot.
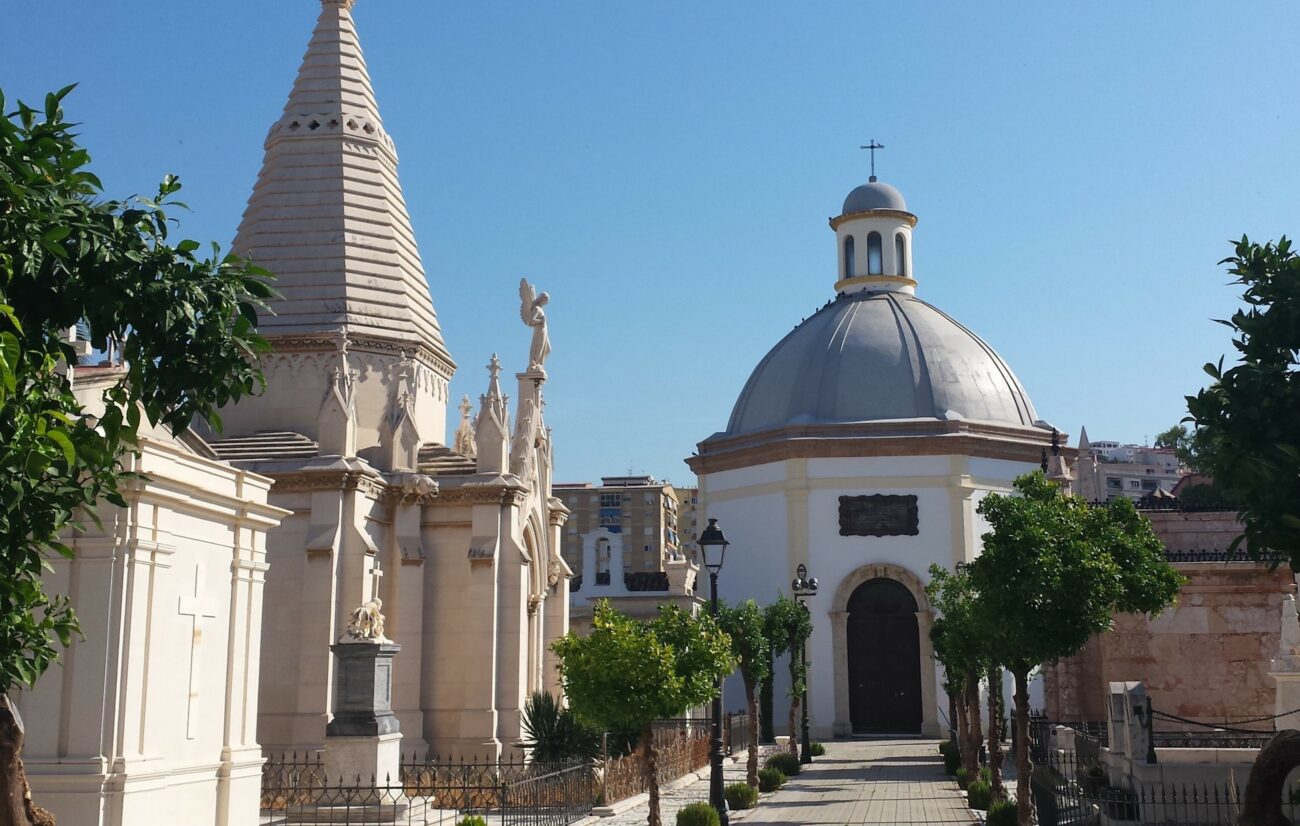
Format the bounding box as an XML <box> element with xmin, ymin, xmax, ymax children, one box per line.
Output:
<box><xmin>261</xmin><ymin>752</ymin><xmax>595</xmax><ymax>825</ymax></box>
<box><xmin>1028</xmin><ymin>749</ymin><xmax>1262</xmax><ymax>826</ymax></box>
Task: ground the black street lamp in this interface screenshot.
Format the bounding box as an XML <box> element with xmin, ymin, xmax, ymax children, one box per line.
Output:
<box><xmin>791</xmin><ymin>563</ymin><xmax>819</xmax><ymax>765</ymax></box>
<box><xmin>698</xmin><ymin>518</ymin><xmax>730</xmax><ymax>826</ymax></box>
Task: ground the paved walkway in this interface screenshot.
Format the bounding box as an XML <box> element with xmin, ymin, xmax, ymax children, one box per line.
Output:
<box><xmin>583</xmin><ymin>739</ymin><xmax>975</xmax><ymax>825</ymax></box>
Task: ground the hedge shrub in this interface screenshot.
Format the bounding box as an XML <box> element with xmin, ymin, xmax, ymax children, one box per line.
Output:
<box><xmin>967</xmin><ymin>780</ymin><xmax>992</xmax><ymax>811</ymax></box>
<box><xmin>942</xmin><ymin>749</ymin><xmax>961</xmax><ymax>776</ymax></box>
<box><xmin>955</xmin><ymin>767</ymin><xmax>970</xmax><ymax>790</ymax></box>
<box><xmin>676</xmin><ymin>802</ymin><xmax>721</xmax><ymax>826</ymax></box>
<box><xmin>725</xmin><ymin>782</ymin><xmax>759</xmax><ymax>810</ymax></box>
<box><xmin>810</xmin><ymin>741</ymin><xmax>826</xmax><ymax>757</ymax></box>
<box><xmin>758</xmin><ymin>767</ymin><xmax>786</xmax><ymax>793</ymax></box>
<box><xmin>458</xmin><ymin>818</ymin><xmax>488</xmax><ymax>826</ymax></box>
<box><xmin>765</xmin><ymin>752</ymin><xmax>801</xmax><ymax>777</ymax></box>
<box><xmin>985</xmin><ymin>799</ymin><xmax>1017</xmax><ymax>826</ymax></box>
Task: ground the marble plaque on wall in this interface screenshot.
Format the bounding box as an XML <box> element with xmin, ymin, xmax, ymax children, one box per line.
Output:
<box><xmin>838</xmin><ymin>494</ymin><xmax>919</xmax><ymax>537</ymax></box>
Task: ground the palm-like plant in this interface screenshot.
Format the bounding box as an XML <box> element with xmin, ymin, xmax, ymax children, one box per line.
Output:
<box><xmin>520</xmin><ymin>691</ymin><xmax>599</xmax><ymax>763</ymax></box>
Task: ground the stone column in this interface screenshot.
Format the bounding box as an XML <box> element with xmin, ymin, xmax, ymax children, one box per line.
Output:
<box><xmin>916</xmin><ymin>610</ymin><xmax>941</xmax><ymax>738</ymax></box>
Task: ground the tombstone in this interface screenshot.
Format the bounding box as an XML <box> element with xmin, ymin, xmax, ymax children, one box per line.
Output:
<box><xmin>1107</xmin><ymin>681</ymin><xmax>1152</xmax><ymax>765</ymax></box>
<box><xmin>323</xmin><ymin>598</ymin><xmax>404</xmax><ymax>794</ymax></box>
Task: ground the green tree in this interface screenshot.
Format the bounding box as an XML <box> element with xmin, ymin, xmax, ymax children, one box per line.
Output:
<box><xmin>0</xmin><ymin>87</ymin><xmax>271</xmax><ymax>824</ymax></box>
<box><xmin>968</xmin><ymin>472</ymin><xmax>1182</xmax><ymax>825</ymax></box>
<box><xmin>763</xmin><ymin>595</ymin><xmax>811</xmax><ymax>761</ymax></box>
<box><xmin>1186</xmin><ymin>236</ymin><xmax>1300</xmax><ymax>565</ymax></box>
<box><xmin>718</xmin><ymin>600</ymin><xmax>770</xmax><ymax>787</ymax></box>
<box><xmin>926</xmin><ymin>565</ymin><xmax>986</xmax><ymax>784</ymax></box>
<box><xmin>552</xmin><ymin>601</ymin><xmax>732</xmax><ymax>826</ymax></box>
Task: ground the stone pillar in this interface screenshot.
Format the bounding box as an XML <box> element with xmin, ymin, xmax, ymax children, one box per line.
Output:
<box><xmin>324</xmin><ymin>642</ymin><xmax>403</xmax><ymax>785</ymax></box>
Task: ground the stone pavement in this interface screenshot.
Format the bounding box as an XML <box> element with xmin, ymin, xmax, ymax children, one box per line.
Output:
<box><xmin>580</xmin><ymin>739</ymin><xmax>975</xmax><ymax>826</ymax></box>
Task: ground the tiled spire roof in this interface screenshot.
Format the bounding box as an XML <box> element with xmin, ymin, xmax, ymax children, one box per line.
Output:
<box><xmin>232</xmin><ymin>0</ymin><xmax>452</xmax><ymax>372</ymax></box>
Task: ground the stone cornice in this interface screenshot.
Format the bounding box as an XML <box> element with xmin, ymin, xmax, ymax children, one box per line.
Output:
<box><xmin>547</xmin><ymin>496</ymin><xmax>571</xmax><ymax>528</ymax></box>
<box><xmin>267</xmin><ymin>468</ymin><xmax>388</xmax><ymax>498</ymax></box>
<box><xmin>688</xmin><ymin>419</ymin><xmax>1074</xmax><ymax>475</ymax></box>
<box><xmin>834</xmin><ymin>274</ymin><xmax>917</xmax><ymax>292</ymax></box>
<box><xmin>829</xmin><ymin>209</ymin><xmax>918</xmax><ymax>231</ymax></box>
<box><xmin>435</xmin><ymin>481</ymin><xmax>531</xmax><ymax>507</ymax></box>
<box><xmin>262</xmin><ymin>333</ymin><xmax>456</xmax><ymax>381</ymax></box>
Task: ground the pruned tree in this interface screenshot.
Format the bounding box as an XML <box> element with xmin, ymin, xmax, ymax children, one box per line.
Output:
<box><xmin>968</xmin><ymin>472</ymin><xmax>1182</xmax><ymax>825</ymax></box>
<box><xmin>764</xmin><ymin>595</ymin><xmax>811</xmax><ymax>760</ymax></box>
<box><xmin>926</xmin><ymin>565</ymin><xmax>985</xmax><ymax>781</ymax></box>
<box><xmin>719</xmin><ymin>600</ymin><xmax>770</xmax><ymax>787</ymax></box>
<box><xmin>552</xmin><ymin>601</ymin><xmax>733</xmax><ymax>826</ymax></box>
<box><xmin>0</xmin><ymin>86</ymin><xmax>271</xmax><ymax>825</ymax></box>
<box><xmin>1186</xmin><ymin>236</ymin><xmax>1300</xmax><ymax>565</ymax></box>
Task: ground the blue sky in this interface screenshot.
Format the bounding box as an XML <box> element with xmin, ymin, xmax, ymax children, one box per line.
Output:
<box><xmin>5</xmin><ymin>2</ymin><xmax>1298</xmax><ymax>485</ymax></box>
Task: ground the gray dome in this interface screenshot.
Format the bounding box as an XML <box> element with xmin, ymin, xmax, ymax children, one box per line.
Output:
<box><xmin>726</xmin><ymin>291</ymin><xmax>1038</xmax><ymax>436</ymax></box>
<box><xmin>842</xmin><ymin>180</ymin><xmax>908</xmax><ymax>214</ymax></box>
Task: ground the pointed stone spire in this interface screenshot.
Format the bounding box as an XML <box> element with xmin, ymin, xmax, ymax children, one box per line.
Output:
<box><xmin>232</xmin><ymin>0</ymin><xmax>453</xmax><ymax>372</ymax></box>
<box><xmin>475</xmin><ymin>355</ymin><xmax>510</xmax><ymax>474</ymax></box>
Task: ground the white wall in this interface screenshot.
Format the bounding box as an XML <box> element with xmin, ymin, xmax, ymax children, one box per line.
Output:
<box><xmin>701</xmin><ymin>451</ymin><xmax>1035</xmax><ymax>739</ymax></box>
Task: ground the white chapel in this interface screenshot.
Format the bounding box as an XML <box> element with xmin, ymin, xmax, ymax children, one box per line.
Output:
<box><xmin>688</xmin><ymin>173</ymin><xmax>1056</xmax><ymax>738</ymax></box>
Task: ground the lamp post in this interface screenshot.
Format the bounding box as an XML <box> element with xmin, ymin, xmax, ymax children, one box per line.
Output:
<box><xmin>791</xmin><ymin>563</ymin><xmax>818</xmax><ymax>765</ymax></box>
<box><xmin>698</xmin><ymin>518</ymin><xmax>730</xmax><ymax>826</ymax></box>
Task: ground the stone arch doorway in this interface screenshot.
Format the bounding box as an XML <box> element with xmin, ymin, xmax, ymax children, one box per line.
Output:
<box><xmin>846</xmin><ymin>577</ymin><xmax>923</xmax><ymax>733</ymax></box>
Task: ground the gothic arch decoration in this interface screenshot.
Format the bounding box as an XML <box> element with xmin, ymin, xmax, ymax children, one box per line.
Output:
<box><xmin>828</xmin><ymin>562</ymin><xmax>940</xmax><ymax>738</ymax></box>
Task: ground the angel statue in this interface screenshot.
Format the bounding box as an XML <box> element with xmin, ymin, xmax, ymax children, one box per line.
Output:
<box><xmin>519</xmin><ymin>279</ymin><xmax>551</xmax><ymax>374</ymax></box>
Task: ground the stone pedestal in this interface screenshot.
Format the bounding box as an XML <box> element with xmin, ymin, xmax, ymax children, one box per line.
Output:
<box><xmin>324</xmin><ymin>642</ymin><xmax>403</xmax><ymax>785</ymax></box>
<box><xmin>1269</xmin><ymin>655</ymin><xmax>1300</xmax><ymax>731</ymax></box>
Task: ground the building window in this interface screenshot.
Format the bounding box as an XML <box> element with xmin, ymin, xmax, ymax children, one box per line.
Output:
<box><xmin>1106</xmin><ymin>477</ymin><xmax>1122</xmax><ymax>490</ymax></box>
<box><xmin>867</xmin><ymin>232</ymin><xmax>883</xmax><ymax>275</ymax></box>
<box><xmin>895</xmin><ymin>233</ymin><xmax>906</xmax><ymax>276</ymax></box>
<box><xmin>599</xmin><ymin>492</ymin><xmax>621</xmax><ymax>508</ymax></box>
<box><xmin>596</xmin><ymin>539</ymin><xmax>611</xmax><ymax>576</ymax></box>
<box><xmin>844</xmin><ymin>236</ymin><xmax>855</xmax><ymax>278</ymax></box>
<box><xmin>1129</xmin><ymin>480</ymin><xmax>1142</xmax><ymax>489</ymax></box>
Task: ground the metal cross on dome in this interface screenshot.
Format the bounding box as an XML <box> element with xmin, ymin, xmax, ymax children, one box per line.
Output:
<box><xmin>860</xmin><ymin>139</ymin><xmax>885</xmax><ymax>181</ymax></box>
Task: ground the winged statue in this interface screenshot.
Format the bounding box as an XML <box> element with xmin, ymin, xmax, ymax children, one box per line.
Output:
<box><xmin>519</xmin><ymin>279</ymin><xmax>551</xmax><ymax>373</ymax></box>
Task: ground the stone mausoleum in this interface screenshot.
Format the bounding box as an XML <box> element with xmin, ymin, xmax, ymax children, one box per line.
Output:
<box><xmin>688</xmin><ymin>174</ymin><xmax>1062</xmax><ymax>739</ymax></box>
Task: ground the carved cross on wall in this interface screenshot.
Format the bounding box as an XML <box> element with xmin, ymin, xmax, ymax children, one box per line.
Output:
<box><xmin>177</xmin><ymin>564</ymin><xmax>219</xmax><ymax>740</ymax></box>
<box><xmin>369</xmin><ymin>556</ymin><xmax>384</xmax><ymax>602</ymax></box>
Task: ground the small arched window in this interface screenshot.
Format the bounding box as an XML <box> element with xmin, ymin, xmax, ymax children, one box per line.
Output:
<box><xmin>596</xmin><ymin>539</ymin><xmax>611</xmax><ymax>576</ymax></box>
<box><xmin>867</xmin><ymin>232</ymin><xmax>883</xmax><ymax>275</ymax></box>
<box><xmin>895</xmin><ymin>233</ymin><xmax>907</xmax><ymax>276</ymax></box>
<box><xmin>843</xmin><ymin>236</ymin><xmax>856</xmax><ymax>278</ymax></box>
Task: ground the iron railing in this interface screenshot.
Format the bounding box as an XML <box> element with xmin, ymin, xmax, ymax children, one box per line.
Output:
<box><xmin>1028</xmin><ymin>749</ymin><xmax>1267</xmax><ymax>826</ymax></box>
<box><xmin>261</xmin><ymin>752</ymin><xmax>595</xmax><ymax>825</ymax></box>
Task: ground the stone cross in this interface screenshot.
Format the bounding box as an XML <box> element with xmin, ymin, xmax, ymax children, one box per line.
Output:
<box><xmin>177</xmin><ymin>564</ymin><xmax>219</xmax><ymax>740</ymax></box>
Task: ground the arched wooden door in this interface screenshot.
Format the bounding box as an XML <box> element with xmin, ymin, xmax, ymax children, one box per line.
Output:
<box><xmin>847</xmin><ymin>577</ymin><xmax>922</xmax><ymax>734</ymax></box>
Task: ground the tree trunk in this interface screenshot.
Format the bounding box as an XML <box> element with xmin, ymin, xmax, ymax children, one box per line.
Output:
<box><xmin>986</xmin><ymin>665</ymin><xmax>1005</xmax><ymax>800</ymax></box>
<box><xmin>954</xmin><ymin>682</ymin><xmax>969</xmax><ymax>769</ymax></box>
<box><xmin>759</xmin><ymin>658</ymin><xmax>775</xmax><ymax>744</ymax></box>
<box><xmin>787</xmin><ymin>646</ymin><xmax>801</xmax><ymax>760</ymax></box>
<box><xmin>963</xmin><ymin>669</ymin><xmax>982</xmax><ymax>776</ymax></box>
<box><xmin>787</xmin><ymin>695</ymin><xmax>800</xmax><ymax>759</ymax></box>
<box><xmin>642</xmin><ymin>722</ymin><xmax>660</xmax><ymax>826</ymax></box>
<box><xmin>1012</xmin><ymin>667</ymin><xmax>1032</xmax><ymax>826</ymax></box>
<box><xmin>744</xmin><ymin>677</ymin><xmax>759</xmax><ymax>787</ymax></box>
<box><xmin>1239</xmin><ymin>729</ymin><xmax>1300</xmax><ymax>826</ymax></box>
<box><xmin>0</xmin><ymin>695</ymin><xmax>54</xmax><ymax>826</ymax></box>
